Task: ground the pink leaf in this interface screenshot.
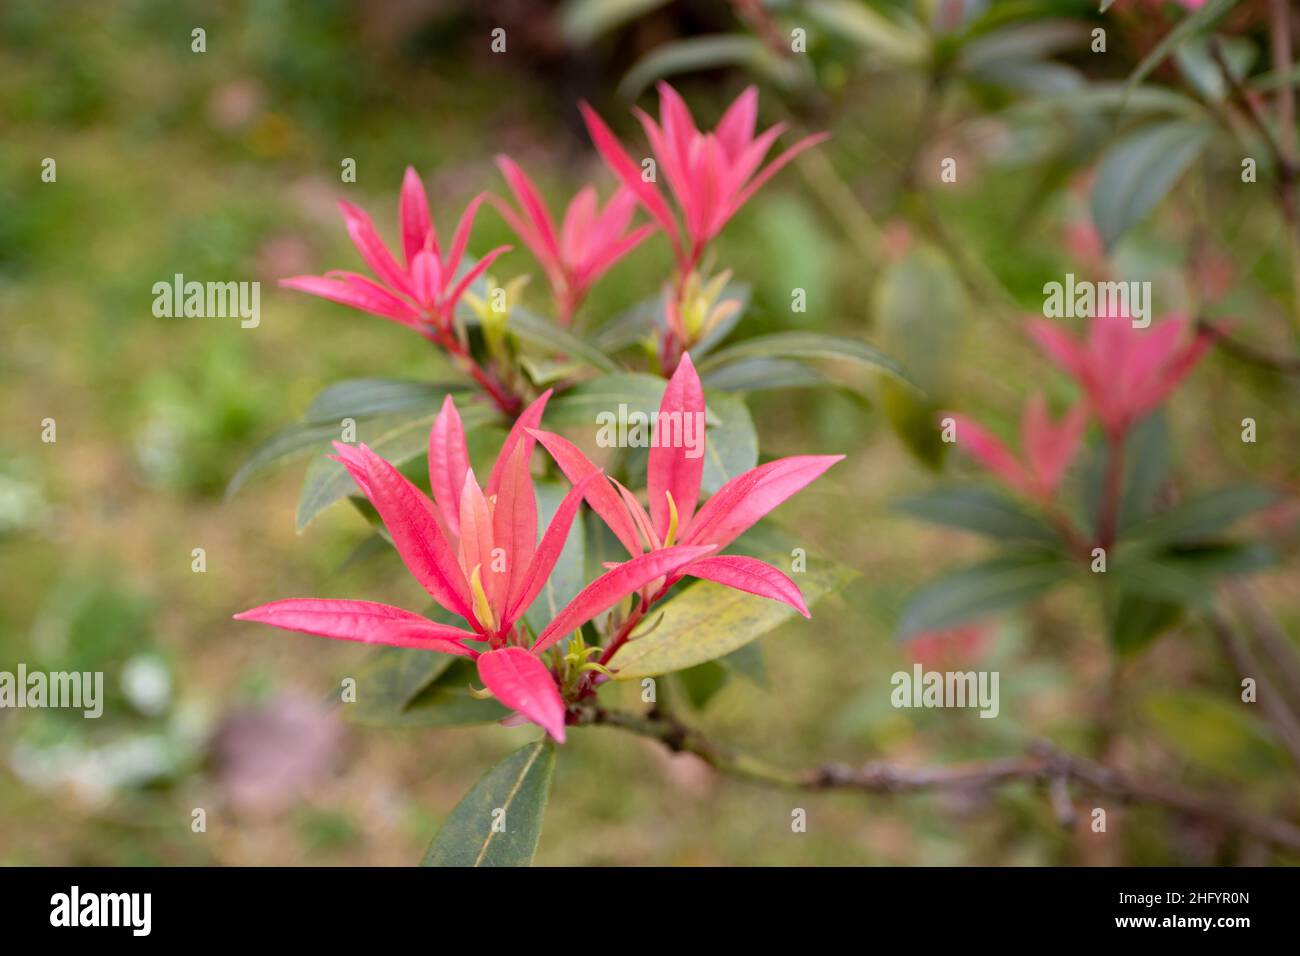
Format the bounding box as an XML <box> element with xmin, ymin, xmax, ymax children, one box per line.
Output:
<box><xmin>496</xmin><ymin>156</ymin><xmax>562</xmax><ymax>268</ymax></box>
<box><xmin>476</xmin><ymin>647</ymin><xmax>567</xmax><ymax>742</ymax></box>
<box><xmin>531</xmin><ymin>544</ymin><xmax>715</xmax><ymax>654</ymax></box>
<box><xmin>490</xmin><ymin>438</ymin><xmax>537</xmax><ymax>618</ymax></box>
<box><xmin>683</xmin><ymin>555</ymin><xmax>809</xmax><ymax>617</ymax></box>
<box><xmin>444</xmin><ymin>245</ymin><xmax>512</xmax><ymax>317</ymax></box>
<box><xmin>685</xmin><ymin>455</ymin><xmax>843</xmax><ymax>551</ymax></box>
<box><xmin>946</xmin><ymin>414</ymin><xmax>1032</xmax><ymax>498</ymax></box>
<box><xmin>529</xmin><ymin>428</ymin><xmax>643</xmax><ymax>557</ymax></box>
<box><xmin>337</xmin><ymin>200</ymin><xmax>413</xmax><ymax>298</ymax></box>
<box><xmin>330</xmin><ymin>442</ymin><xmax>474</xmax><ymax>622</ymax></box>
<box><xmin>456</xmin><ymin>469</ymin><xmax>494</xmax><ymax>605</ymax></box>
<box><xmin>279</xmin><ymin>274</ymin><xmax>422</xmax><ymax>328</ymax></box>
<box><xmin>728</xmin><ymin>132</ymin><xmax>831</xmax><ymax>220</ymax></box>
<box><xmin>715</xmin><ymin>85</ymin><xmax>759</xmax><ymax>157</ymax></box>
<box><xmin>647</xmin><ymin>352</ymin><xmax>705</xmax><ymax>540</ymax></box>
<box><xmin>487</xmin><ymin>389</ymin><xmax>552</xmax><ymax>497</ymax></box>
<box><xmin>579</xmin><ymin>101</ymin><xmax>681</xmax><ymax>258</ymax></box>
<box><xmin>428</xmin><ymin>395</ymin><xmax>471</xmax><ymax>538</ymax></box>
<box><xmin>233</xmin><ymin>599</ymin><xmax>477</xmax><ymax>654</ymax></box>
<box><xmin>505</xmin><ymin>472</ymin><xmax>600</xmax><ymax>626</ymax></box>
<box><xmin>399</xmin><ymin>166</ymin><xmax>434</xmax><ymax>266</ymax></box>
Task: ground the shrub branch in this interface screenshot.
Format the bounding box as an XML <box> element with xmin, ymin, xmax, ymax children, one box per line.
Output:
<box><xmin>577</xmin><ymin>704</ymin><xmax>1300</xmax><ymax>853</ymax></box>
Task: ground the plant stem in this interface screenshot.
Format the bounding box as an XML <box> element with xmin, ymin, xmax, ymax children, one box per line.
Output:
<box><xmin>578</xmin><ymin>583</ymin><xmax>670</xmax><ymax>698</ymax></box>
<box><xmin>433</xmin><ymin>327</ymin><xmax>521</xmax><ymax>417</ymax></box>
<box><xmin>1095</xmin><ymin>437</ymin><xmax>1125</xmax><ymax>551</ymax></box>
<box><xmin>576</xmin><ymin>705</ymin><xmax>1300</xmax><ymax>852</ymax></box>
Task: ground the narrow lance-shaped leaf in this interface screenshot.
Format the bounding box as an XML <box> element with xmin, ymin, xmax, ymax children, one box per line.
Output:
<box><xmin>422</xmin><ymin>739</ymin><xmax>557</xmax><ymax>867</ymax></box>
<box><xmin>897</xmin><ymin>550</ymin><xmax>1069</xmax><ymax>640</ymax></box>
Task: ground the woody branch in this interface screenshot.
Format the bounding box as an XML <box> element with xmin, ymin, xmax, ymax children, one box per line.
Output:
<box><xmin>576</xmin><ymin>704</ymin><xmax>1300</xmax><ymax>853</ymax></box>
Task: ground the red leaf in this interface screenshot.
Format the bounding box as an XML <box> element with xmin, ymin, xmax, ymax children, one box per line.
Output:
<box><xmin>476</xmin><ymin>647</ymin><xmax>567</xmax><ymax>742</ymax></box>
<box><xmin>233</xmin><ymin>599</ymin><xmax>477</xmax><ymax>654</ymax></box>
<box><xmin>683</xmin><ymin>555</ymin><xmax>809</xmax><ymax>617</ymax></box>
<box><xmin>531</xmin><ymin>544</ymin><xmax>715</xmax><ymax>654</ymax></box>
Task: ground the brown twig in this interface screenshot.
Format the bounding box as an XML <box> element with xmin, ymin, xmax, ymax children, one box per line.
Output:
<box><xmin>1270</xmin><ymin>0</ymin><xmax>1296</xmax><ymax>166</ymax></box>
<box><xmin>577</xmin><ymin>704</ymin><xmax>1300</xmax><ymax>852</ymax></box>
<box><xmin>1197</xmin><ymin>318</ymin><xmax>1300</xmax><ymax>374</ymax></box>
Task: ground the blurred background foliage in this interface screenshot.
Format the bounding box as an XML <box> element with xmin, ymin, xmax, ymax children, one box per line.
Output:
<box><xmin>2</xmin><ymin>0</ymin><xmax>1298</xmax><ymax>865</ymax></box>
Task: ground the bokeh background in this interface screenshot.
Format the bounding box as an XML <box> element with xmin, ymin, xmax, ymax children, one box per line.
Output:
<box><xmin>3</xmin><ymin>0</ymin><xmax>1299</xmax><ymax>865</ymax></box>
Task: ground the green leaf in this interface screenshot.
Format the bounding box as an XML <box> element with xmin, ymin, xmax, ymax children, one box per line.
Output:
<box><xmin>524</xmin><ymin>482</ymin><xmax>587</xmax><ymax>634</ymax></box>
<box><xmin>587</xmin><ymin>284</ymin><xmax>749</xmax><ymax>360</ymax></box>
<box><xmin>894</xmin><ymin>486</ymin><xmax>1060</xmax><ymax>545</ymax></box>
<box><xmin>700</xmin><ymin>357</ymin><xmax>830</xmax><ymax>393</ymax></box>
<box><xmin>543</xmin><ymin>372</ymin><xmax>666</xmax><ymax>426</ymax></box>
<box><xmin>1247</xmin><ymin>62</ymin><xmax>1300</xmax><ymax>91</ymax></box>
<box><xmin>502</xmin><ymin>307</ymin><xmax>618</xmax><ymax>373</ymax></box>
<box><xmin>1110</xmin><ymin>541</ymin><xmax>1274</xmax><ymax>605</ymax></box>
<box><xmin>402</xmin><ymin>660</ymin><xmax>512</xmax><ymax>726</ymax></box>
<box><xmin>873</xmin><ymin>245</ymin><xmax>964</xmax><ymax>468</ymax></box>
<box><xmin>701</xmin><ymin>390</ymin><xmax>757</xmax><ymax>494</ymax></box>
<box><xmin>960</xmin><ymin>21</ymin><xmax>1089</xmax><ymax>72</ymax></box>
<box><xmin>718</xmin><ymin>640</ymin><xmax>768</xmax><ymax>687</ymax></box>
<box><xmin>1174</xmin><ymin>35</ymin><xmax>1256</xmax><ymax>102</ymax></box>
<box><xmin>559</xmin><ymin>0</ymin><xmax>671</xmax><ymax>45</ymax></box>
<box><xmin>351</xmin><ymin>658</ymin><xmax>511</xmax><ymax>728</ymax></box>
<box><xmin>1107</xmin><ymin>592</ymin><xmax>1183</xmax><ymax>655</ymax></box>
<box><xmin>303</xmin><ymin>378</ymin><xmax>462</xmax><ymax>423</ymax></box>
<box><xmin>618</xmin><ymin>36</ymin><xmax>809</xmax><ymax>100</ymax></box>
<box><xmin>1079</xmin><ymin>411</ymin><xmax>1171</xmax><ymax>534</ymax></box>
<box><xmin>228</xmin><ymin>379</ymin><xmax>462</xmax><ymax>500</ymax></box>
<box><xmin>295</xmin><ymin>402</ymin><xmax>501</xmax><ymax>530</ymax></box>
<box><xmin>422</xmin><ymin>739</ymin><xmax>556</xmax><ymax>867</ymax></box>
<box><xmin>345</xmin><ymin>646</ymin><xmax>456</xmax><ymax>724</ymax></box>
<box><xmin>697</xmin><ymin>332</ymin><xmax>915</xmax><ymax>396</ymax></box>
<box><xmin>1125</xmin><ymin>486</ymin><xmax>1278</xmax><ymax>548</ymax></box>
<box><xmin>965</xmin><ymin>58</ymin><xmax>1084</xmax><ymax>96</ymax></box>
<box><xmin>804</xmin><ymin>0</ymin><xmax>930</xmax><ymax>66</ymax></box>
<box><xmin>1126</xmin><ymin>0</ymin><xmax>1241</xmax><ymax>92</ymax></box>
<box><xmin>609</xmin><ymin>561</ymin><xmax>855</xmax><ymax>678</ymax></box>
<box><xmin>588</xmin><ymin>295</ymin><xmax>664</xmax><ymax>354</ymax></box>
<box><xmin>675</xmin><ymin>660</ymin><xmax>729</xmax><ymax>709</ymax></box>
<box><xmin>1090</xmin><ymin>120</ymin><xmax>1211</xmax><ymax>249</ymax></box>
<box><xmin>898</xmin><ymin>549</ymin><xmax>1069</xmax><ymax>639</ymax></box>
<box><xmin>226</xmin><ymin>419</ymin><xmax>354</xmax><ymax>499</ymax></box>
<box><xmin>1117</xmin><ymin>411</ymin><xmax>1172</xmax><ymax>530</ymax></box>
<box><xmin>1144</xmin><ymin>690</ymin><xmax>1284</xmax><ymax>778</ymax></box>
<box><xmin>1002</xmin><ymin>83</ymin><xmax>1206</xmax><ymax>122</ymax></box>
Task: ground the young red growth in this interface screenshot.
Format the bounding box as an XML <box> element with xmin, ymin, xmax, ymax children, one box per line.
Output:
<box><xmin>530</xmin><ymin>352</ymin><xmax>843</xmax><ymax>619</ymax></box>
<box><xmin>491</xmin><ymin>156</ymin><xmax>654</xmax><ymax>325</ymax></box>
<box><xmin>282</xmin><ymin>167</ymin><xmax>510</xmax><ymax>335</ymax></box>
<box><xmin>580</xmin><ymin>84</ymin><xmax>829</xmax><ymax>272</ymax></box>
<box><xmin>280</xmin><ymin>168</ymin><xmax>522</xmax><ymax>413</ymax></box>
<box><xmin>946</xmin><ymin>393</ymin><xmax>1088</xmax><ymax>503</ymax></box>
<box><xmin>1027</xmin><ymin>313</ymin><xmax>1209</xmax><ymax>442</ymax></box>
<box><xmin>234</xmin><ymin>390</ymin><xmax>712</xmax><ymax>742</ymax></box>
